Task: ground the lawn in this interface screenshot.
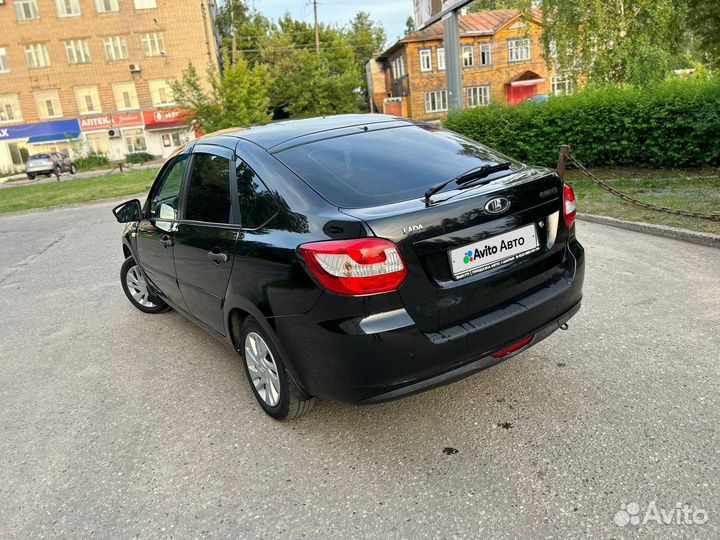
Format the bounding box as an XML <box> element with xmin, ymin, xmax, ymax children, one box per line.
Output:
<box><xmin>0</xmin><ymin>169</ymin><xmax>159</xmax><ymax>214</ymax></box>
<box><xmin>565</xmin><ymin>167</ymin><xmax>720</xmax><ymax>235</ymax></box>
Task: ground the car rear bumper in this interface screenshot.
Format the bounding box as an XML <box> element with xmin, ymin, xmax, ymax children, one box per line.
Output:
<box><xmin>272</xmin><ymin>240</ymin><xmax>584</xmax><ymax>403</ymax></box>
<box><xmin>26</xmin><ymin>165</ymin><xmax>56</xmax><ymax>173</ymax></box>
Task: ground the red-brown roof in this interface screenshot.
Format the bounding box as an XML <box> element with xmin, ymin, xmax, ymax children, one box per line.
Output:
<box><xmin>379</xmin><ymin>9</ymin><xmax>541</xmax><ymax>57</ymax></box>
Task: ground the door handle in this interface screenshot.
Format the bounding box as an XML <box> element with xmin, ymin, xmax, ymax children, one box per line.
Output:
<box><xmin>161</xmin><ymin>235</ymin><xmax>173</xmax><ymax>248</ymax></box>
<box><xmin>207</xmin><ymin>249</ymin><xmax>228</xmax><ymax>264</ymax></box>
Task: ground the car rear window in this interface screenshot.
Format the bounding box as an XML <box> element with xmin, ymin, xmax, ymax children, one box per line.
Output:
<box><xmin>274</xmin><ymin>125</ymin><xmax>518</xmax><ymax>208</ymax></box>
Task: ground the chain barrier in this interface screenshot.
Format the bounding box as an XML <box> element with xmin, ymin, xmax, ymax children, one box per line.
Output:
<box><xmin>564</xmin><ymin>151</ymin><xmax>720</xmax><ymax>223</ymax></box>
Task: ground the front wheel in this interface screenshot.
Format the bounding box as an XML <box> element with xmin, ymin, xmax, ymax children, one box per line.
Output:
<box><xmin>239</xmin><ymin>318</ymin><xmax>315</xmax><ymax>420</ymax></box>
<box><xmin>120</xmin><ymin>256</ymin><xmax>168</xmax><ymax>314</ymax></box>
<box><xmin>69</xmin><ymin>164</ymin><xmax>77</xmax><ymax>174</ymax></box>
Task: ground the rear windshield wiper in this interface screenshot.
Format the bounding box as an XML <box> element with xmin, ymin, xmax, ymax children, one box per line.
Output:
<box><xmin>424</xmin><ymin>162</ymin><xmax>513</xmax><ymax>204</ymax></box>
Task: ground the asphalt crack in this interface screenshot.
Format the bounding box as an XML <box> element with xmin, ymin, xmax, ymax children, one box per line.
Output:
<box><xmin>0</xmin><ymin>233</ymin><xmax>66</xmax><ymax>285</ymax></box>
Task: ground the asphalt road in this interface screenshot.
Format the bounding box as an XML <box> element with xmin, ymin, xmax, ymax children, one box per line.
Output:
<box><xmin>1</xmin><ymin>201</ymin><xmax>718</xmax><ymax>540</ymax></box>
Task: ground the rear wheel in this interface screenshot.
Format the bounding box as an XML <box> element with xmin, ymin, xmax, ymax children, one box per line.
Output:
<box><xmin>27</xmin><ymin>173</ymin><xmax>36</xmax><ymax>180</ymax></box>
<box><xmin>69</xmin><ymin>164</ymin><xmax>77</xmax><ymax>174</ymax></box>
<box><xmin>239</xmin><ymin>318</ymin><xmax>315</xmax><ymax>420</ymax></box>
<box><xmin>120</xmin><ymin>256</ymin><xmax>168</xmax><ymax>314</ymax></box>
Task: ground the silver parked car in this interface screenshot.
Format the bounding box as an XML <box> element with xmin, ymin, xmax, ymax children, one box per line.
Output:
<box><xmin>25</xmin><ymin>152</ymin><xmax>77</xmax><ymax>179</ymax></box>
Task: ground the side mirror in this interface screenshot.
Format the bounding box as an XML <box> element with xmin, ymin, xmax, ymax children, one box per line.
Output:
<box><xmin>113</xmin><ymin>199</ymin><xmax>142</xmax><ymax>223</ymax></box>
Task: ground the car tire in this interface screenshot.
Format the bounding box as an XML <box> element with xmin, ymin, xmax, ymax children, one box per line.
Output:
<box><xmin>27</xmin><ymin>173</ymin><xmax>35</xmax><ymax>180</ymax></box>
<box><xmin>120</xmin><ymin>256</ymin><xmax>169</xmax><ymax>314</ymax></box>
<box><xmin>70</xmin><ymin>164</ymin><xmax>77</xmax><ymax>174</ymax></box>
<box><xmin>238</xmin><ymin>318</ymin><xmax>315</xmax><ymax>421</ymax></box>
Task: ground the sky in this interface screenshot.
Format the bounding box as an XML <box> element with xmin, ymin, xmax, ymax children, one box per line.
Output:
<box><xmin>251</xmin><ymin>0</ymin><xmax>415</xmax><ymax>46</ymax></box>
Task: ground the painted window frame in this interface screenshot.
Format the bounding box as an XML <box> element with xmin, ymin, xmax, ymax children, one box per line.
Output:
<box><xmin>0</xmin><ymin>94</ymin><xmax>23</xmax><ymax>123</ymax></box>
<box><xmin>0</xmin><ymin>48</ymin><xmax>10</xmax><ymax>73</ymax></box>
<box><xmin>479</xmin><ymin>42</ymin><xmax>492</xmax><ymax>66</ymax></box>
<box><xmin>437</xmin><ymin>47</ymin><xmax>446</xmax><ymax>71</ymax></box>
<box><xmin>551</xmin><ymin>76</ymin><xmax>573</xmax><ymax>96</ymax></box>
<box><xmin>65</xmin><ymin>39</ymin><xmax>91</xmax><ymax>65</ymax></box>
<box><xmin>34</xmin><ymin>89</ymin><xmax>63</xmax><ymax>119</ymax></box>
<box><xmin>149</xmin><ymin>79</ymin><xmax>176</xmax><ymax>107</ymax></box>
<box><xmin>462</xmin><ymin>44</ymin><xmax>475</xmax><ymax>68</ymax></box>
<box><xmin>74</xmin><ymin>85</ymin><xmax>102</xmax><ymax>114</ymax></box>
<box><xmin>466</xmin><ymin>85</ymin><xmax>491</xmax><ymax>108</ymax></box>
<box><xmin>56</xmin><ymin>0</ymin><xmax>81</xmax><ymax>18</ymax></box>
<box><xmin>95</xmin><ymin>0</ymin><xmax>119</xmax><ymax>13</ymax></box>
<box><xmin>14</xmin><ymin>0</ymin><xmax>40</xmax><ymax>21</ymax></box>
<box><xmin>25</xmin><ymin>43</ymin><xmax>51</xmax><ymax>69</ymax></box>
<box><xmin>419</xmin><ymin>48</ymin><xmax>432</xmax><ymax>73</ymax></box>
<box><xmin>508</xmin><ymin>38</ymin><xmax>531</xmax><ymax>63</ymax></box>
<box><xmin>104</xmin><ymin>36</ymin><xmax>129</xmax><ymax>61</ymax></box>
<box><xmin>141</xmin><ymin>32</ymin><xmax>166</xmax><ymax>57</ymax></box>
<box><xmin>424</xmin><ymin>90</ymin><xmax>448</xmax><ymax>113</ymax></box>
<box><xmin>112</xmin><ymin>82</ymin><xmax>139</xmax><ymax>111</ymax></box>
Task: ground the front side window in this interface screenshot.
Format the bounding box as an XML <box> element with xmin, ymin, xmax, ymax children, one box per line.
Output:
<box><xmin>148</xmin><ymin>79</ymin><xmax>175</xmax><ymax>106</ymax></box>
<box><xmin>236</xmin><ymin>160</ymin><xmax>278</xmax><ymax>229</ymax></box>
<box><xmin>75</xmin><ymin>86</ymin><xmax>101</xmax><ymax>114</ymax></box>
<box><xmin>0</xmin><ymin>94</ymin><xmax>22</xmax><ymax>123</ymax></box>
<box><xmin>466</xmin><ymin>85</ymin><xmax>491</xmax><ymax>107</ymax></box>
<box><xmin>134</xmin><ymin>0</ymin><xmax>156</xmax><ymax>9</ymax></box>
<box><xmin>34</xmin><ymin>90</ymin><xmax>62</xmax><ymax>119</ymax></box>
<box><xmin>113</xmin><ymin>82</ymin><xmax>139</xmax><ymax>110</ymax></box>
<box><xmin>56</xmin><ymin>0</ymin><xmax>81</xmax><ymax>17</ymax></box>
<box><xmin>150</xmin><ymin>154</ymin><xmax>189</xmax><ymax>220</ymax></box>
<box><xmin>462</xmin><ymin>45</ymin><xmax>475</xmax><ymax>67</ymax></box>
<box><xmin>142</xmin><ymin>33</ymin><xmax>166</xmax><ymax>57</ymax></box>
<box><xmin>25</xmin><ymin>43</ymin><xmax>51</xmax><ymax>68</ymax></box>
<box><xmin>424</xmin><ymin>90</ymin><xmax>447</xmax><ymax>113</ymax></box>
<box><xmin>65</xmin><ymin>39</ymin><xmax>91</xmax><ymax>64</ymax></box>
<box><xmin>104</xmin><ymin>36</ymin><xmax>129</xmax><ymax>61</ymax></box>
<box><xmin>0</xmin><ymin>48</ymin><xmax>10</xmax><ymax>73</ymax></box>
<box><xmin>437</xmin><ymin>47</ymin><xmax>445</xmax><ymax>71</ymax></box>
<box><xmin>96</xmin><ymin>0</ymin><xmax>119</xmax><ymax>12</ymax></box>
<box><xmin>508</xmin><ymin>38</ymin><xmax>531</xmax><ymax>62</ymax></box>
<box><xmin>15</xmin><ymin>0</ymin><xmax>40</xmax><ymax>21</ymax></box>
<box><xmin>185</xmin><ymin>153</ymin><xmax>232</xmax><ymax>224</ymax></box>
<box><xmin>479</xmin><ymin>42</ymin><xmax>492</xmax><ymax>66</ymax></box>
<box><xmin>419</xmin><ymin>48</ymin><xmax>432</xmax><ymax>72</ymax></box>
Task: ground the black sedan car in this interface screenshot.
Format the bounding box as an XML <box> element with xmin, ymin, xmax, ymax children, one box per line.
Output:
<box><xmin>113</xmin><ymin>114</ymin><xmax>584</xmax><ymax>420</ymax></box>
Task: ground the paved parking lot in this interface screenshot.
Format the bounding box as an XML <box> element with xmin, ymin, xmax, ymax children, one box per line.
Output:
<box><xmin>1</xmin><ymin>201</ymin><xmax>718</xmax><ymax>539</ymax></box>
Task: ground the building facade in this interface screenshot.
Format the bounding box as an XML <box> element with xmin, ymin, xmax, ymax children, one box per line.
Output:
<box><xmin>0</xmin><ymin>0</ymin><xmax>220</xmax><ymax>174</ymax></box>
<box><xmin>370</xmin><ymin>10</ymin><xmax>572</xmax><ymax>122</ymax></box>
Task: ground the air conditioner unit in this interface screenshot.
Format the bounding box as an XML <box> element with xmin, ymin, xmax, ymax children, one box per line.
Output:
<box><xmin>108</xmin><ymin>129</ymin><xmax>120</xmax><ymax>138</ymax></box>
<box><xmin>129</xmin><ymin>63</ymin><xmax>142</xmax><ymax>73</ymax></box>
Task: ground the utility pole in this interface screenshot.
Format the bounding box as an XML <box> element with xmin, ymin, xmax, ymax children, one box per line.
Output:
<box><xmin>312</xmin><ymin>0</ymin><xmax>320</xmax><ymax>56</ymax></box>
<box><xmin>443</xmin><ymin>9</ymin><xmax>463</xmax><ymax>111</ymax></box>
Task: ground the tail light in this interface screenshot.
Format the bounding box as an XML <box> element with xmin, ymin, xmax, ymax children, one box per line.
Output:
<box><xmin>299</xmin><ymin>238</ymin><xmax>408</xmax><ymax>296</ymax></box>
<box><xmin>491</xmin><ymin>335</ymin><xmax>534</xmax><ymax>359</ymax></box>
<box><xmin>563</xmin><ymin>184</ymin><xmax>577</xmax><ymax>229</ymax></box>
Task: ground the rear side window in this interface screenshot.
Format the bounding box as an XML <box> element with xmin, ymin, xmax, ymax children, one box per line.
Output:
<box><xmin>185</xmin><ymin>153</ymin><xmax>232</xmax><ymax>224</ymax></box>
<box><xmin>150</xmin><ymin>154</ymin><xmax>189</xmax><ymax>219</ymax></box>
<box><xmin>275</xmin><ymin>125</ymin><xmax>518</xmax><ymax>208</ymax></box>
<box><xmin>237</xmin><ymin>160</ymin><xmax>278</xmax><ymax>229</ymax></box>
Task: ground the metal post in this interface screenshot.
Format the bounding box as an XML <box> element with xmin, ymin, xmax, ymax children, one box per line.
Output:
<box><xmin>312</xmin><ymin>0</ymin><xmax>320</xmax><ymax>56</ymax></box>
<box><xmin>443</xmin><ymin>10</ymin><xmax>463</xmax><ymax>112</ymax></box>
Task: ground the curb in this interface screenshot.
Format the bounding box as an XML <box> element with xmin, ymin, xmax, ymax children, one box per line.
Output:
<box><xmin>578</xmin><ymin>213</ymin><xmax>720</xmax><ymax>249</ymax></box>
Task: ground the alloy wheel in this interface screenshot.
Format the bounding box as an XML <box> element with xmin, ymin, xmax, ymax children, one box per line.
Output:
<box><xmin>244</xmin><ymin>332</ymin><xmax>281</xmax><ymax>407</ymax></box>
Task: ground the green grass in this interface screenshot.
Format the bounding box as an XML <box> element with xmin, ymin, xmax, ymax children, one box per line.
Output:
<box><xmin>0</xmin><ymin>169</ymin><xmax>159</xmax><ymax>214</ymax></box>
<box><xmin>565</xmin><ymin>167</ymin><xmax>720</xmax><ymax>235</ymax></box>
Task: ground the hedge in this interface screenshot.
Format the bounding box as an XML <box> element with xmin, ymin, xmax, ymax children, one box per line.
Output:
<box><xmin>444</xmin><ymin>78</ymin><xmax>720</xmax><ymax>168</ymax></box>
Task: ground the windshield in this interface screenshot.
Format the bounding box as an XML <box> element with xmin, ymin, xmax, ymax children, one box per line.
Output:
<box><xmin>30</xmin><ymin>154</ymin><xmax>51</xmax><ymax>160</ymax></box>
<box><xmin>275</xmin><ymin>125</ymin><xmax>519</xmax><ymax>208</ymax></box>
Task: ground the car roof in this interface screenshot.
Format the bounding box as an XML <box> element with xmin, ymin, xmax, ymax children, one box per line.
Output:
<box><xmin>197</xmin><ymin>114</ymin><xmax>413</xmax><ymax>151</ymax></box>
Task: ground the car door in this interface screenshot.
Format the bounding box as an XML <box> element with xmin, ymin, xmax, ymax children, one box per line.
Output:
<box><xmin>135</xmin><ymin>151</ymin><xmax>190</xmax><ymax>310</ymax></box>
<box><xmin>174</xmin><ymin>144</ymin><xmax>238</xmax><ymax>335</ymax></box>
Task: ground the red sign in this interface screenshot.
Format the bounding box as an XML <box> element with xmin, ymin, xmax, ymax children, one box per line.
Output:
<box><xmin>79</xmin><ymin>112</ymin><xmax>143</xmax><ymax>131</ymax></box>
<box><xmin>142</xmin><ymin>109</ymin><xmax>189</xmax><ymax>127</ymax></box>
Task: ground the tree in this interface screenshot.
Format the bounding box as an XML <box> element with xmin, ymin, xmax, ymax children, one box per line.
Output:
<box><xmin>346</xmin><ymin>12</ymin><xmax>386</xmax><ymax>100</ymax></box>
<box><xmin>171</xmin><ymin>54</ymin><xmax>272</xmax><ymax>132</ymax></box>
<box><xmin>405</xmin><ymin>16</ymin><xmax>415</xmax><ymax>35</ymax></box>
<box><xmin>686</xmin><ymin>0</ymin><xmax>720</xmax><ymax>69</ymax></box>
<box><xmin>468</xmin><ymin>0</ymin><xmax>522</xmax><ymax>11</ymax></box>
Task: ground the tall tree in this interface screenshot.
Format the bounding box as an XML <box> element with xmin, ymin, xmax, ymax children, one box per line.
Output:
<box><xmin>405</xmin><ymin>16</ymin><xmax>415</xmax><ymax>35</ymax></box>
<box><xmin>468</xmin><ymin>0</ymin><xmax>521</xmax><ymax>11</ymax></box>
<box><xmin>345</xmin><ymin>12</ymin><xmax>386</xmax><ymax>100</ymax></box>
<box><xmin>686</xmin><ymin>0</ymin><xmax>720</xmax><ymax>69</ymax></box>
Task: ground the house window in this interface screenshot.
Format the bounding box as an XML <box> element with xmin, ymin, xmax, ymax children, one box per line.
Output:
<box><xmin>75</xmin><ymin>86</ymin><xmax>101</xmax><ymax>114</ymax></box>
<box><xmin>0</xmin><ymin>94</ymin><xmax>22</xmax><ymax>123</ymax></box>
<box><xmin>96</xmin><ymin>0</ymin><xmax>119</xmax><ymax>13</ymax></box>
<box><xmin>419</xmin><ymin>49</ymin><xmax>432</xmax><ymax>72</ymax></box>
<box><xmin>25</xmin><ymin>43</ymin><xmax>51</xmax><ymax>68</ymax></box>
<box><xmin>124</xmin><ymin>128</ymin><xmax>147</xmax><ymax>153</ymax></box>
<box><xmin>149</xmin><ymin>80</ymin><xmax>175</xmax><ymax>107</ymax></box>
<box><xmin>65</xmin><ymin>40</ymin><xmax>91</xmax><ymax>64</ymax></box>
<box><xmin>549</xmin><ymin>39</ymin><xmax>558</xmax><ymax>58</ymax></box>
<box><xmin>424</xmin><ymin>90</ymin><xmax>447</xmax><ymax>113</ymax></box>
<box><xmin>0</xmin><ymin>48</ymin><xmax>10</xmax><ymax>73</ymax></box>
<box><xmin>113</xmin><ymin>82</ymin><xmax>139</xmax><ymax>110</ymax></box>
<box><xmin>104</xmin><ymin>36</ymin><xmax>129</xmax><ymax>61</ymax></box>
<box><xmin>479</xmin><ymin>42</ymin><xmax>492</xmax><ymax>66</ymax></box>
<box><xmin>34</xmin><ymin>90</ymin><xmax>62</xmax><ymax>119</ymax></box>
<box><xmin>56</xmin><ymin>0</ymin><xmax>81</xmax><ymax>17</ymax></box>
<box><xmin>437</xmin><ymin>47</ymin><xmax>445</xmax><ymax>71</ymax></box>
<box><xmin>551</xmin><ymin>76</ymin><xmax>573</xmax><ymax>96</ymax></box>
<box><xmin>14</xmin><ymin>0</ymin><xmax>40</xmax><ymax>21</ymax></box>
<box><xmin>508</xmin><ymin>38</ymin><xmax>531</xmax><ymax>62</ymax></box>
<box><xmin>391</xmin><ymin>55</ymin><xmax>405</xmax><ymax>79</ymax></box>
<box><xmin>133</xmin><ymin>0</ymin><xmax>156</xmax><ymax>9</ymax></box>
<box><xmin>462</xmin><ymin>45</ymin><xmax>475</xmax><ymax>67</ymax></box>
<box><xmin>86</xmin><ymin>132</ymin><xmax>110</xmax><ymax>155</ymax></box>
<box><xmin>466</xmin><ymin>85</ymin><xmax>491</xmax><ymax>107</ymax></box>
<box><xmin>141</xmin><ymin>32</ymin><xmax>166</xmax><ymax>57</ymax></box>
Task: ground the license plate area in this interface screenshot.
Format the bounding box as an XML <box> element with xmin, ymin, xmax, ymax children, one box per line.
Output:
<box><xmin>449</xmin><ymin>223</ymin><xmax>540</xmax><ymax>280</ymax></box>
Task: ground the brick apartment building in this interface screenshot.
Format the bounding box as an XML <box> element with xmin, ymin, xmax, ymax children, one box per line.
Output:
<box><xmin>0</xmin><ymin>0</ymin><xmax>220</xmax><ymax>174</ymax></box>
<box><xmin>368</xmin><ymin>10</ymin><xmax>572</xmax><ymax>121</ymax></box>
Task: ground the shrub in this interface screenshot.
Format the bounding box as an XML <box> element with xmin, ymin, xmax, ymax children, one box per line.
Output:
<box><xmin>125</xmin><ymin>152</ymin><xmax>155</xmax><ymax>164</ymax></box>
<box><xmin>444</xmin><ymin>78</ymin><xmax>720</xmax><ymax>168</ymax></box>
<box><xmin>75</xmin><ymin>152</ymin><xmax>111</xmax><ymax>170</ymax></box>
